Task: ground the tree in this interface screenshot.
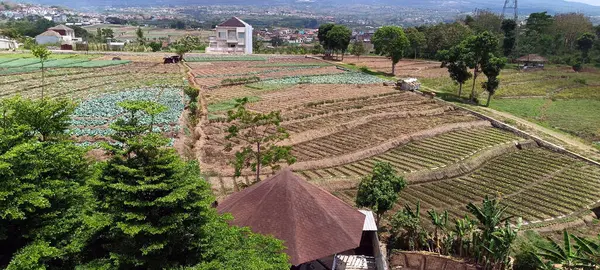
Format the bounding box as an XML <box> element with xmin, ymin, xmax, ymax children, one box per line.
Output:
<box><xmin>135</xmin><ymin>27</ymin><xmax>145</xmax><ymax>45</ymax></box>
<box><xmin>148</xmin><ymin>41</ymin><xmax>162</xmax><ymax>52</ymax></box>
<box><xmin>423</xmin><ymin>23</ymin><xmax>472</xmax><ymax>58</ymax></box>
<box><xmin>0</xmin><ymin>97</ymin><xmax>99</xmax><ymax>269</ymax></box>
<box><xmin>553</xmin><ymin>13</ymin><xmax>593</xmax><ymax>50</ymax></box>
<box><xmin>405</xmin><ymin>27</ymin><xmax>426</xmax><ymax>59</ymax></box>
<box><xmin>445</xmin><ymin>43</ymin><xmax>473</xmax><ymax>97</ymax></box>
<box><xmin>224</xmin><ymin>97</ymin><xmax>296</xmax><ymax>183</ymax></box>
<box><xmin>87</xmin><ymin>101</ymin><xmax>290</xmax><ymax>269</ymax></box>
<box><xmin>100</xmin><ymin>28</ymin><xmax>114</xmax><ymax>39</ymax></box>
<box><xmin>355</xmin><ymin>162</ymin><xmax>407</xmax><ymax>226</ymax></box>
<box><xmin>6</xmin><ymin>97</ymin><xmax>75</xmax><ymax>141</ymax></box>
<box><xmin>318</xmin><ymin>23</ymin><xmax>335</xmax><ymax>54</ymax></box>
<box><xmin>481</xmin><ymin>56</ymin><xmax>506</xmax><ymax>106</ymax></box>
<box><xmin>311</xmin><ymin>43</ymin><xmax>324</xmax><ymax>55</ymax></box>
<box><xmin>350</xmin><ymin>40</ymin><xmax>367</xmax><ymax>59</ymax></box>
<box><xmin>535</xmin><ymin>230</ymin><xmax>580</xmax><ymax>269</ymax></box>
<box><xmin>577</xmin><ymin>32</ymin><xmax>595</xmax><ymax>63</ymax></box>
<box><xmin>31</xmin><ymin>45</ymin><xmax>51</xmax><ymax>99</ymax></box>
<box><xmin>326</xmin><ymin>25</ymin><xmax>352</xmax><ymax>60</ymax></box>
<box><xmin>462</xmin><ymin>31</ymin><xmax>499</xmax><ymax>101</ymax></box>
<box><xmin>372</xmin><ymin>26</ymin><xmax>410</xmax><ymax>75</ymax></box>
<box><xmin>501</xmin><ymin>19</ymin><xmax>517</xmax><ymax>57</ymax></box>
<box><xmin>526</xmin><ymin>12</ymin><xmax>553</xmax><ymax>35</ymax></box>
<box><xmin>271</xmin><ymin>36</ymin><xmax>284</xmax><ymax>47</ymax></box>
<box><xmin>469</xmin><ymin>10</ymin><xmax>503</xmax><ymax>34</ymax></box>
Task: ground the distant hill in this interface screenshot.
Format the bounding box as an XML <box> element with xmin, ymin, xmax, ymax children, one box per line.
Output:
<box><xmin>15</xmin><ymin>0</ymin><xmax>600</xmax><ymax>15</ymax></box>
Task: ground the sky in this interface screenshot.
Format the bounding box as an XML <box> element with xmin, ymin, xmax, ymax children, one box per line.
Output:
<box><xmin>565</xmin><ymin>0</ymin><xmax>600</xmax><ymax>6</ymax></box>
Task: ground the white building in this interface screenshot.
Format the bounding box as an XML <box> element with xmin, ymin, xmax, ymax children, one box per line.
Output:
<box><xmin>35</xmin><ymin>25</ymin><xmax>80</xmax><ymax>46</ymax></box>
<box><xmin>0</xmin><ymin>37</ymin><xmax>18</xmax><ymax>50</ymax></box>
<box><xmin>207</xmin><ymin>17</ymin><xmax>253</xmax><ymax>54</ymax></box>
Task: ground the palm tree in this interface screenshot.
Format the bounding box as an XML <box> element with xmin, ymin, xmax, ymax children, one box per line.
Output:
<box><xmin>467</xmin><ymin>196</ymin><xmax>511</xmax><ymax>269</ymax></box>
<box><xmin>428</xmin><ymin>209</ymin><xmax>448</xmax><ymax>254</ymax></box>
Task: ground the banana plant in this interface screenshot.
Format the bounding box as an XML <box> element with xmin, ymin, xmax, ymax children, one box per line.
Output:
<box><xmin>428</xmin><ymin>209</ymin><xmax>449</xmax><ymax>254</ymax></box>
<box><xmin>536</xmin><ymin>230</ymin><xmax>579</xmax><ymax>270</ymax></box>
<box><xmin>455</xmin><ymin>215</ymin><xmax>478</xmax><ymax>257</ymax></box>
<box><xmin>572</xmin><ymin>234</ymin><xmax>600</xmax><ymax>268</ymax></box>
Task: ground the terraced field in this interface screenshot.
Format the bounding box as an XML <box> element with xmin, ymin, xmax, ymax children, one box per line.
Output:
<box><xmin>194</xmin><ymin>55</ymin><xmax>600</xmax><ymax>229</ymax></box>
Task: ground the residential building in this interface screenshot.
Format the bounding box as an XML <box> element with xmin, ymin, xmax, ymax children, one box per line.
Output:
<box><xmin>0</xmin><ymin>37</ymin><xmax>18</xmax><ymax>50</ymax></box>
<box><xmin>207</xmin><ymin>17</ymin><xmax>253</xmax><ymax>54</ymax></box>
<box><xmin>35</xmin><ymin>25</ymin><xmax>81</xmax><ymax>47</ymax></box>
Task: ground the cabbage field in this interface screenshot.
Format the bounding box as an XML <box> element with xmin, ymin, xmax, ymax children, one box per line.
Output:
<box><xmin>256</xmin><ymin>72</ymin><xmax>391</xmax><ymax>85</ymax></box>
<box><xmin>70</xmin><ymin>88</ymin><xmax>185</xmax><ymax>139</ymax></box>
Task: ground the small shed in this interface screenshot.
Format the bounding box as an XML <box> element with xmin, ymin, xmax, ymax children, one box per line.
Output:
<box><xmin>397</xmin><ymin>78</ymin><xmax>421</xmax><ymax>91</ymax></box>
<box><xmin>516</xmin><ymin>54</ymin><xmax>547</xmax><ymax>70</ymax></box>
<box><xmin>35</xmin><ymin>30</ymin><xmax>62</xmax><ymax>45</ymax></box>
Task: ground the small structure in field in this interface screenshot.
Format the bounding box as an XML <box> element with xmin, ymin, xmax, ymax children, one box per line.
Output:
<box><xmin>0</xmin><ymin>37</ymin><xmax>18</xmax><ymax>50</ymax></box>
<box><xmin>397</xmin><ymin>78</ymin><xmax>421</xmax><ymax>91</ymax></box>
<box><xmin>517</xmin><ymin>54</ymin><xmax>547</xmax><ymax>70</ymax></box>
<box><xmin>217</xmin><ymin>169</ymin><xmax>385</xmax><ymax>269</ymax></box>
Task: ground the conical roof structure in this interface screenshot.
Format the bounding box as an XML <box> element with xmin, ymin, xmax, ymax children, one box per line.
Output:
<box><xmin>217</xmin><ymin>169</ymin><xmax>366</xmax><ymax>266</ymax></box>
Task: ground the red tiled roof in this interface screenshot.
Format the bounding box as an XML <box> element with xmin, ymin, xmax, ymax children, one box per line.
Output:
<box><xmin>218</xmin><ymin>17</ymin><xmax>246</xmax><ymax>27</ymax></box>
<box><xmin>217</xmin><ymin>169</ymin><xmax>365</xmax><ymax>266</ymax></box>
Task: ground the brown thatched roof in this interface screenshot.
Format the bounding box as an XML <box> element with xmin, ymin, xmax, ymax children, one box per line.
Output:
<box><xmin>516</xmin><ymin>54</ymin><xmax>548</xmax><ymax>63</ymax></box>
<box><xmin>217</xmin><ymin>169</ymin><xmax>366</xmax><ymax>266</ymax></box>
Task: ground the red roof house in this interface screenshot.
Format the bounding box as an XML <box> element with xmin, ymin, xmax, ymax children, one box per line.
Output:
<box><xmin>217</xmin><ymin>169</ymin><xmax>366</xmax><ymax>266</ymax></box>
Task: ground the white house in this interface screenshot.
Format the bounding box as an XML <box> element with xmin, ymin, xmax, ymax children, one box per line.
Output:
<box><xmin>207</xmin><ymin>17</ymin><xmax>253</xmax><ymax>54</ymax></box>
<box><xmin>35</xmin><ymin>25</ymin><xmax>80</xmax><ymax>46</ymax></box>
<box><xmin>0</xmin><ymin>37</ymin><xmax>18</xmax><ymax>50</ymax></box>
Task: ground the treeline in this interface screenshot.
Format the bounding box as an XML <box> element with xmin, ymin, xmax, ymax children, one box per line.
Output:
<box><xmin>0</xmin><ymin>97</ymin><xmax>290</xmax><ymax>269</ymax></box>
<box><xmin>407</xmin><ymin>10</ymin><xmax>600</xmax><ymax>65</ymax></box>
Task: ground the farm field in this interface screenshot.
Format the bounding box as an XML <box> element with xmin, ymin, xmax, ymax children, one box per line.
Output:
<box><xmin>417</xmin><ymin>63</ymin><xmax>600</xmax><ymax>145</ymax></box>
<box><xmin>0</xmin><ymin>53</ymin><xmax>188</xmax><ymax>147</ymax></box>
<box><xmin>342</xmin><ymin>56</ymin><xmax>447</xmax><ymax>78</ymax></box>
<box><xmin>82</xmin><ymin>24</ymin><xmax>210</xmax><ymax>42</ymax></box>
<box><xmin>195</xmin><ymin>55</ymin><xmax>600</xmax><ymax>229</ymax></box>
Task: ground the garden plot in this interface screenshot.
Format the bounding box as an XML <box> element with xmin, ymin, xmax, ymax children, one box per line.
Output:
<box><xmin>70</xmin><ymin>88</ymin><xmax>185</xmax><ymax>142</ymax></box>
<box><xmin>342</xmin><ymin>57</ymin><xmax>446</xmax><ymax>78</ymax></box>
<box><xmin>0</xmin><ymin>62</ymin><xmax>183</xmax><ymax>100</ymax></box>
<box><xmin>290</xmin><ymin>110</ymin><xmax>479</xmax><ymax>162</ymax></box>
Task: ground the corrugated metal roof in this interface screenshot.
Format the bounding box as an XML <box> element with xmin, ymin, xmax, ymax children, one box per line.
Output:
<box><xmin>359</xmin><ymin>210</ymin><xmax>377</xmax><ymax>231</ymax></box>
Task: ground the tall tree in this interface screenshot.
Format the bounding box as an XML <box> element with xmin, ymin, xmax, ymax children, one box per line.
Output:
<box><xmin>350</xmin><ymin>40</ymin><xmax>367</xmax><ymax>59</ymax></box>
<box><xmin>444</xmin><ymin>43</ymin><xmax>473</xmax><ymax>97</ymax></box>
<box><xmin>87</xmin><ymin>101</ymin><xmax>290</xmax><ymax>269</ymax></box>
<box><xmin>0</xmin><ymin>97</ymin><xmax>98</xmax><ymax>269</ymax></box>
<box><xmin>501</xmin><ymin>19</ymin><xmax>517</xmax><ymax>57</ymax></box>
<box><xmin>225</xmin><ymin>97</ymin><xmax>295</xmax><ymax>183</ymax></box>
<box><xmin>470</xmin><ymin>9</ymin><xmax>503</xmax><ymax>34</ymax></box>
<box><xmin>553</xmin><ymin>13</ymin><xmax>593</xmax><ymax>50</ymax></box>
<box><xmin>135</xmin><ymin>27</ymin><xmax>145</xmax><ymax>45</ymax></box>
<box><xmin>356</xmin><ymin>162</ymin><xmax>407</xmax><ymax>226</ymax></box>
<box><xmin>462</xmin><ymin>31</ymin><xmax>499</xmax><ymax>101</ymax></box>
<box><xmin>372</xmin><ymin>26</ymin><xmax>410</xmax><ymax>75</ymax></box>
<box><xmin>31</xmin><ymin>46</ymin><xmax>51</xmax><ymax>99</ymax></box>
<box><xmin>577</xmin><ymin>32</ymin><xmax>595</xmax><ymax>63</ymax></box>
<box><xmin>405</xmin><ymin>27</ymin><xmax>426</xmax><ymax>59</ymax></box>
<box><xmin>326</xmin><ymin>25</ymin><xmax>352</xmax><ymax>60</ymax></box>
<box><xmin>318</xmin><ymin>23</ymin><xmax>335</xmax><ymax>55</ymax></box>
<box><xmin>481</xmin><ymin>56</ymin><xmax>506</xmax><ymax>106</ymax></box>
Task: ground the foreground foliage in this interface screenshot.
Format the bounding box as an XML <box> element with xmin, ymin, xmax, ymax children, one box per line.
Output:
<box><xmin>0</xmin><ymin>97</ymin><xmax>290</xmax><ymax>269</ymax></box>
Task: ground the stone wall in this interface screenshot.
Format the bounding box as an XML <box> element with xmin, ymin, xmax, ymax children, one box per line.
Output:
<box><xmin>389</xmin><ymin>251</ymin><xmax>480</xmax><ymax>270</ymax></box>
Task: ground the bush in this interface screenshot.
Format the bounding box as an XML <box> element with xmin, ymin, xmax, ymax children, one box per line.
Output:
<box><xmin>572</xmin><ymin>63</ymin><xmax>583</xmax><ymax>72</ymax></box>
<box><xmin>220</xmin><ymin>76</ymin><xmax>261</xmax><ymax>86</ymax></box>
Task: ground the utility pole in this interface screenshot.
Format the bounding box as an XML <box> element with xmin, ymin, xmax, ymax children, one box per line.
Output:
<box><xmin>502</xmin><ymin>0</ymin><xmax>519</xmax><ymax>58</ymax></box>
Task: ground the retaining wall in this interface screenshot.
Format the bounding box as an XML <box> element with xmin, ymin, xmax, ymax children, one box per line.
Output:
<box><xmin>389</xmin><ymin>251</ymin><xmax>480</xmax><ymax>270</ymax></box>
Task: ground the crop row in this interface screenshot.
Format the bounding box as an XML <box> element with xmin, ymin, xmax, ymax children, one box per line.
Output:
<box><xmin>292</xmin><ymin>111</ymin><xmax>478</xmax><ymax>161</ymax></box>
<box><xmin>298</xmin><ymin>127</ymin><xmax>523</xmax><ymax>179</ymax></box>
<box><xmin>195</xmin><ymin>65</ymin><xmax>323</xmax><ymax>78</ymax></box>
<box><xmin>254</xmin><ymin>72</ymin><xmax>390</xmax><ymax>85</ymax></box>
<box><xmin>185</xmin><ymin>56</ymin><xmax>267</xmax><ymax>62</ymax></box>
<box><xmin>283</xmin><ymin>101</ymin><xmax>442</xmax><ymax>134</ymax></box>
<box><xmin>392</xmin><ymin>148</ymin><xmax>600</xmax><ymax>223</ymax></box>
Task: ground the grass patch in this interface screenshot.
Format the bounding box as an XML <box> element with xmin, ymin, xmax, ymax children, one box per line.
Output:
<box><xmin>207</xmin><ymin>96</ymin><xmax>260</xmax><ymax>113</ymax></box>
<box><xmin>488</xmin><ymin>98</ymin><xmax>546</xmax><ymax>119</ymax></box>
